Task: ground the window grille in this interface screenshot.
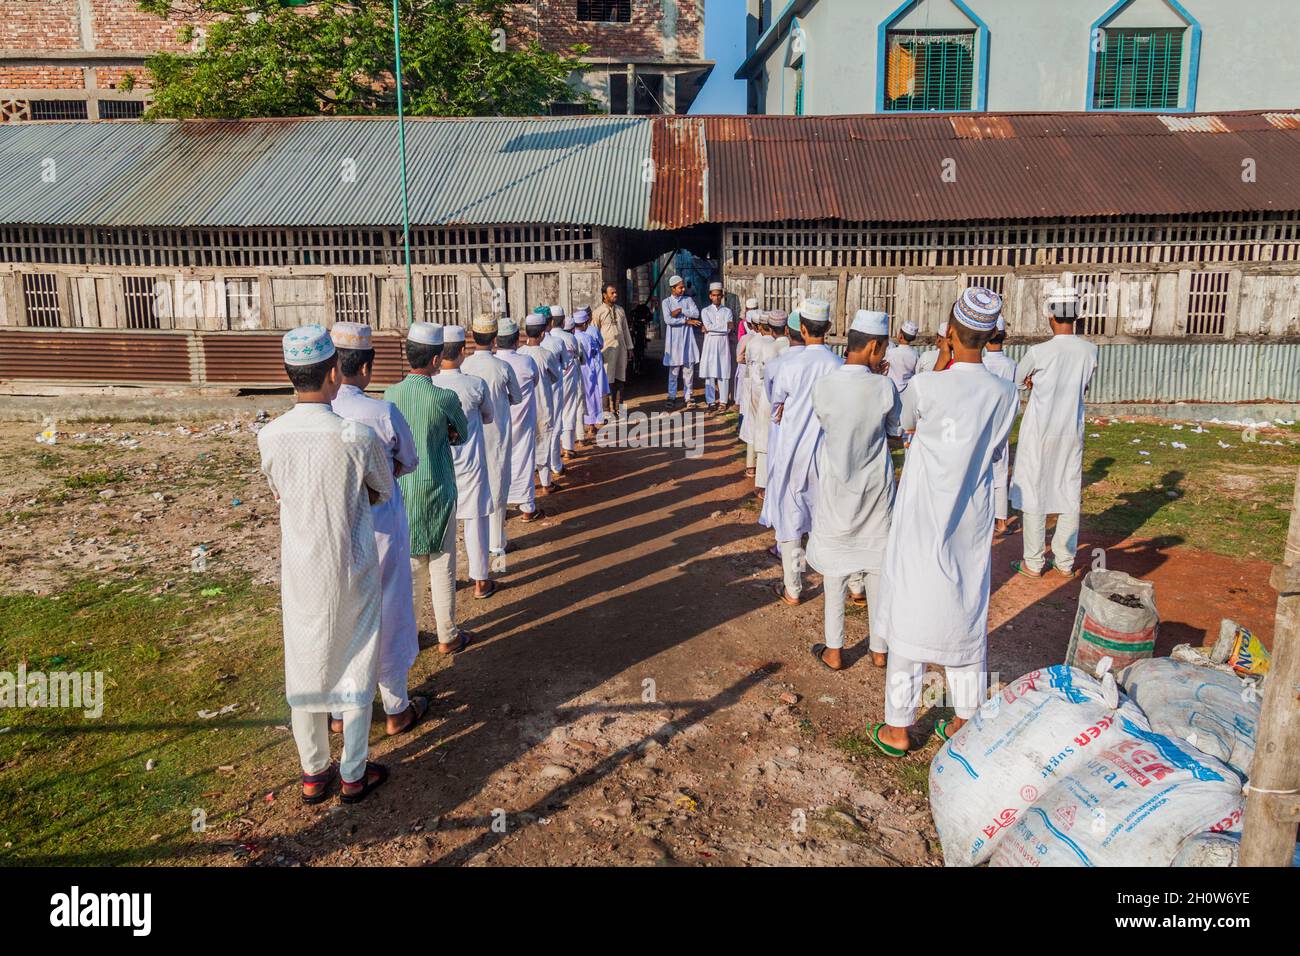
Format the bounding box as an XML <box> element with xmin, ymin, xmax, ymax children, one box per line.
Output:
<box><xmin>224</xmin><ymin>277</ymin><xmax>260</xmax><ymax>329</ymax></box>
<box><xmin>578</xmin><ymin>1</ymin><xmax>631</xmax><ymax>22</ymax></box>
<box><xmin>98</xmin><ymin>100</ymin><xmax>146</xmax><ymax>120</ymax></box>
<box><xmin>1093</xmin><ymin>28</ymin><xmax>1184</xmax><ymax>110</ymax></box>
<box><xmin>884</xmin><ymin>30</ymin><xmax>975</xmax><ymax>112</ymax></box>
<box><xmin>123</xmin><ymin>275</ymin><xmax>163</xmax><ymax>329</ymax></box>
<box><xmin>29</xmin><ymin>100</ymin><xmax>88</xmax><ymax>121</ymax></box>
<box><xmin>1186</xmin><ymin>271</ymin><xmax>1229</xmax><ymax>336</ymax></box>
<box><xmin>332</xmin><ymin>276</ymin><xmax>372</xmax><ymax>324</ymax></box>
<box><xmin>21</xmin><ymin>273</ymin><xmax>61</xmax><ymax>327</ymax></box>
<box><xmin>422</xmin><ymin>274</ymin><xmax>461</xmax><ymax>325</ymax></box>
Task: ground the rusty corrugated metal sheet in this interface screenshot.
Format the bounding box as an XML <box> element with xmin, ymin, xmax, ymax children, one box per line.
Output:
<box><xmin>648</xmin><ymin>116</ymin><xmax>708</xmax><ymax>230</ymax></box>
<box><xmin>698</xmin><ymin>112</ymin><xmax>1300</xmax><ymax>225</ymax></box>
<box><xmin>0</xmin><ymin>329</ymin><xmax>192</xmax><ymax>383</ymax></box>
<box><xmin>200</xmin><ymin>332</ymin><xmax>408</xmax><ymax>386</ymax></box>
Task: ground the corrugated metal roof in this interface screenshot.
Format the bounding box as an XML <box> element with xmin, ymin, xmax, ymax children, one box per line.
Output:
<box><xmin>4</xmin><ymin>111</ymin><xmax>1300</xmax><ymax>230</ymax></box>
<box><xmin>0</xmin><ymin>115</ymin><xmax>654</xmax><ymax>229</ymax></box>
<box><xmin>696</xmin><ymin>111</ymin><xmax>1300</xmax><ymax>225</ymax></box>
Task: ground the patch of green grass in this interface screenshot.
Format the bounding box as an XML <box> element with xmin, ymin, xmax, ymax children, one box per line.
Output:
<box><xmin>1064</xmin><ymin>419</ymin><xmax>1300</xmax><ymax>560</ymax></box>
<box><xmin>835</xmin><ymin>732</ymin><xmax>933</xmax><ymax>795</ymax></box>
<box><xmin>34</xmin><ymin>452</ymin><xmax>62</xmax><ymax>470</ymax></box>
<box><xmin>0</xmin><ymin>575</ymin><xmax>286</xmax><ymax>865</ymax></box>
<box><xmin>62</xmin><ymin>468</ymin><xmax>126</xmax><ymax>490</ymax></box>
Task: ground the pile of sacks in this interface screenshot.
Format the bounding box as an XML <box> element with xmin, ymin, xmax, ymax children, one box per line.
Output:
<box><xmin>929</xmin><ymin>658</ymin><xmax>1260</xmax><ymax>867</ymax></box>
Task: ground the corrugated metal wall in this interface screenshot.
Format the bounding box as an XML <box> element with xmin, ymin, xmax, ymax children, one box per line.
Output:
<box><xmin>0</xmin><ymin>329</ymin><xmax>192</xmax><ymax>383</ymax></box>
<box><xmin>1001</xmin><ymin>342</ymin><xmax>1300</xmax><ymax>404</ymax></box>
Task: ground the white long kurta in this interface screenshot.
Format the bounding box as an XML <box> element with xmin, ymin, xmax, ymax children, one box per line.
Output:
<box><xmin>759</xmin><ymin>338</ymin><xmax>796</xmax><ymax>457</ymax></box>
<box><xmin>805</xmin><ymin>366</ymin><xmax>901</xmax><ymax>577</ymax></box>
<box><xmin>735</xmin><ymin>332</ymin><xmax>752</xmax><ymax>427</ymax></box>
<box><xmin>462</xmin><ymin>350</ymin><xmax>523</xmax><ymax>511</ymax></box>
<box><xmin>434</xmin><ymin>368</ymin><xmax>493</xmax><ymax>519</ymax></box>
<box><xmin>541</xmin><ymin>330</ymin><xmax>579</xmax><ymax>438</ymax></box>
<box><xmin>519</xmin><ymin>343</ymin><xmax>560</xmax><ymax>469</ymax></box>
<box><xmin>257</xmin><ymin>403</ymin><xmax>393</xmax><ymax>711</ymax></box>
<box><xmin>698</xmin><ymin>304</ymin><xmax>733</xmax><ymax>379</ymax></box>
<box><xmin>330</xmin><ymin>385</ymin><xmax>420</xmax><ymax>691</ymax></box>
<box><xmin>876</xmin><ymin>364</ymin><xmax>1019</xmax><ymax>666</ymax></box>
<box><xmin>497</xmin><ymin>348</ymin><xmax>542</xmax><ymax>501</ymax></box>
<box><xmin>759</xmin><ymin>344</ymin><xmax>844</xmax><ymax>542</ymax></box>
<box><xmin>661</xmin><ymin>294</ymin><xmax>700</xmax><ymax>366</ymax></box>
<box><xmin>982</xmin><ymin>349</ymin><xmax>1019</xmax><ymax>502</ymax></box>
<box><xmin>885</xmin><ymin>342</ymin><xmax>920</xmax><ymax>394</ymax></box>
<box><xmin>741</xmin><ymin>335</ymin><xmax>776</xmax><ymax>448</ymax></box>
<box><xmin>1009</xmin><ymin>335</ymin><xmax>1098</xmax><ymax>515</ymax></box>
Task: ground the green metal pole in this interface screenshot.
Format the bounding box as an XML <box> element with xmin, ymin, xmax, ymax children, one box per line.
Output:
<box><xmin>393</xmin><ymin>0</ymin><xmax>415</xmax><ymax>327</ymax></box>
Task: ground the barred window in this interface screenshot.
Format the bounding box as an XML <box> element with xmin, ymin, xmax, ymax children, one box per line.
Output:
<box><xmin>858</xmin><ymin>276</ymin><xmax>897</xmax><ymax>331</ymax></box>
<box><xmin>1073</xmin><ymin>273</ymin><xmax>1111</xmax><ymax>336</ymax></box>
<box><xmin>332</xmin><ymin>276</ymin><xmax>372</xmax><ymax>324</ymax></box>
<box><xmin>884</xmin><ymin>30</ymin><xmax>975</xmax><ymax>112</ymax></box>
<box><xmin>422</xmin><ymin>274</ymin><xmax>460</xmax><ymax>325</ymax></box>
<box><xmin>578</xmin><ymin>0</ymin><xmax>631</xmax><ymax>22</ymax></box>
<box><xmin>21</xmin><ymin>273</ymin><xmax>61</xmax><ymax>327</ymax></box>
<box><xmin>29</xmin><ymin>99</ymin><xmax>89</xmax><ymax>121</ymax></box>
<box><xmin>1093</xmin><ymin>29</ymin><xmax>1185</xmax><ymax>111</ymax></box>
<box><xmin>966</xmin><ymin>273</ymin><xmax>1006</xmax><ymax>297</ymax></box>
<box><xmin>1186</xmin><ymin>271</ymin><xmax>1229</xmax><ymax>336</ymax></box>
<box><xmin>123</xmin><ymin>275</ymin><xmax>164</xmax><ymax>329</ymax></box>
<box><xmin>98</xmin><ymin>100</ymin><xmax>146</xmax><ymax>120</ymax></box>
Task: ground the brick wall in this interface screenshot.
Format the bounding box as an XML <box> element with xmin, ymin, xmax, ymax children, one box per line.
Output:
<box><xmin>508</xmin><ymin>1</ymin><xmax>704</xmax><ymax>62</ymax></box>
<box><xmin>1</xmin><ymin>0</ymin><xmax>81</xmax><ymax>50</ymax></box>
<box><xmin>0</xmin><ymin>66</ymin><xmax>85</xmax><ymax>90</ymax></box>
<box><xmin>89</xmin><ymin>0</ymin><xmax>191</xmax><ymax>53</ymax></box>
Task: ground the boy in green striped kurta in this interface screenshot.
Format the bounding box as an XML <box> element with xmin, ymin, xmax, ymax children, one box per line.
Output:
<box><xmin>385</xmin><ymin>323</ymin><xmax>474</xmax><ymax>654</ymax></box>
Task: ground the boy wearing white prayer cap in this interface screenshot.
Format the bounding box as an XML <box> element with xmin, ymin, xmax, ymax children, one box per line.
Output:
<box><xmin>743</xmin><ymin>311</ymin><xmax>786</xmax><ymax>493</ymax></box>
<box><xmin>698</xmin><ymin>281</ymin><xmax>734</xmax><ymax>412</ymax></box>
<box><xmin>1010</xmin><ymin>283</ymin><xmax>1098</xmax><ymax>576</ymax></box>
<box><xmin>661</xmin><ymin>275</ymin><xmax>701</xmax><ymax>408</ymax></box>
<box><xmin>493</xmin><ymin>316</ymin><xmax>549</xmax><ymax>529</ymax></box>
<box><xmin>521</xmin><ymin>310</ymin><xmax>564</xmax><ymax>495</ymax></box>
<box><xmin>433</xmin><ymin>324</ymin><xmax>498</xmax><ymax>599</ymax></box>
<box><xmin>258</xmin><ymin>325</ymin><xmax>393</xmax><ymax>804</ymax></box>
<box><xmin>917</xmin><ymin>319</ymin><xmax>951</xmax><ymax>374</ymax></box>
<box><xmin>869</xmin><ymin>288</ymin><xmax>1018</xmax><ymax>757</ymax></box>
<box><xmin>760</xmin><ymin>299</ymin><xmax>843</xmax><ymax>605</ymax></box>
<box><xmin>327</xmin><ymin>321</ymin><xmax>428</xmax><ymax>738</ymax></box>
<box><xmin>982</xmin><ymin>313</ymin><xmax>1019</xmax><ymax>536</ymax></box>
<box><xmin>463</xmin><ymin>314</ymin><xmax>525</xmax><ymax>570</ymax></box>
<box><xmin>885</xmin><ymin>316</ymin><xmax>921</xmax><ymax>394</ymax></box>
<box><xmin>807</xmin><ymin>309</ymin><xmax>901</xmax><ymax>672</ymax></box>
<box><xmin>541</xmin><ymin>305</ymin><xmax>582</xmax><ymax>467</ymax></box>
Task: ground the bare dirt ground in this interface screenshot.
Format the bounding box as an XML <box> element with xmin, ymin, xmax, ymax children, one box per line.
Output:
<box><xmin>0</xmin><ymin>386</ymin><xmax>1284</xmax><ymax>867</ymax></box>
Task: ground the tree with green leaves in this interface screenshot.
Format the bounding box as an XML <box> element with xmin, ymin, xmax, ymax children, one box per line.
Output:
<box><xmin>138</xmin><ymin>0</ymin><xmax>592</xmax><ymax>119</ymax></box>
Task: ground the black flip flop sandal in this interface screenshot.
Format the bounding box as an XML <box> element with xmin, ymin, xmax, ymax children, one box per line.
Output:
<box><xmin>386</xmin><ymin>696</ymin><xmax>431</xmax><ymax>737</ymax></box>
<box><xmin>340</xmin><ymin>762</ymin><xmax>389</xmax><ymax>805</ymax></box>
<box><xmin>301</xmin><ymin>765</ymin><xmax>337</xmax><ymax>805</ymax></box>
<box><xmin>473</xmin><ymin>581</ymin><xmax>498</xmax><ymax>601</ymax></box>
<box><xmin>810</xmin><ymin>643</ymin><xmax>839</xmax><ymax>671</ymax></box>
<box><xmin>439</xmin><ymin>630</ymin><xmax>475</xmax><ymax>655</ymax></box>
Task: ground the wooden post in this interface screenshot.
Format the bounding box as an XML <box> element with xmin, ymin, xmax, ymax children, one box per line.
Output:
<box><xmin>1241</xmin><ymin>463</ymin><xmax>1300</xmax><ymax>866</ymax></box>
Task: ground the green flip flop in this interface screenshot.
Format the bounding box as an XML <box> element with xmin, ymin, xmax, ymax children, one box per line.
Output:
<box><xmin>867</xmin><ymin>722</ymin><xmax>907</xmax><ymax>759</ymax></box>
<box><xmin>934</xmin><ymin>718</ymin><xmax>955</xmax><ymax>743</ymax></box>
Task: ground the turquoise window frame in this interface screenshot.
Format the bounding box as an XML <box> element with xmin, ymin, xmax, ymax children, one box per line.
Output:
<box><xmin>1086</xmin><ymin>0</ymin><xmax>1202</xmax><ymax>113</ymax></box>
<box><xmin>876</xmin><ymin>0</ymin><xmax>989</xmax><ymax>113</ymax></box>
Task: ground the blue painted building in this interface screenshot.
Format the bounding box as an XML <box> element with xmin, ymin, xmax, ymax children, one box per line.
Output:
<box><xmin>737</xmin><ymin>0</ymin><xmax>1297</xmax><ymax>116</ymax></box>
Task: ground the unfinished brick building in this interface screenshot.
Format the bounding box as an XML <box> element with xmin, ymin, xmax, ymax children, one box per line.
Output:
<box><xmin>0</xmin><ymin>0</ymin><xmax>710</xmax><ymax>122</ymax></box>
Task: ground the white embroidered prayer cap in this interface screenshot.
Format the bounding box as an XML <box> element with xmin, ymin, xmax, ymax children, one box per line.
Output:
<box><xmin>471</xmin><ymin>313</ymin><xmax>498</xmax><ymax>335</ymax></box>
<box><xmin>746</xmin><ymin>297</ymin><xmax>759</xmax><ymax>309</ymax></box>
<box><xmin>800</xmin><ymin>298</ymin><xmax>830</xmax><ymax>323</ymax></box>
<box><xmin>443</xmin><ymin>325</ymin><xmax>467</xmax><ymax>343</ymax></box>
<box><xmin>282</xmin><ymin>324</ymin><xmax>335</xmax><ymax>365</ymax></box>
<box><xmin>901</xmin><ymin>319</ymin><xmax>919</xmax><ymax>336</ymax></box>
<box><xmin>952</xmin><ymin>287</ymin><xmax>1003</xmax><ymax>332</ymax></box>
<box><xmin>765</xmin><ymin>310</ymin><xmax>787</xmax><ymax>327</ymax></box>
<box><xmin>406</xmin><ymin>322</ymin><xmax>444</xmax><ymax>346</ymax></box>
<box><xmin>996</xmin><ymin>314</ymin><xmax>1006</xmax><ymax>333</ymax></box>
<box><xmin>330</xmin><ymin>321</ymin><xmax>371</xmax><ymax>350</ymax></box>
<box><xmin>573</xmin><ymin>307</ymin><xmax>591</xmax><ymax>324</ymax></box>
<box><xmin>668</xmin><ymin>275</ymin><xmax>684</xmax><ymax>288</ymax></box>
<box><xmin>851</xmin><ymin>310</ymin><xmax>889</xmax><ymax>336</ymax></box>
<box><xmin>548</xmin><ymin>305</ymin><xmax>565</xmax><ymax>318</ymax></box>
<box><xmin>708</xmin><ymin>281</ymin><xmax>723</xmax><ymax>292</ymax></box>
<box><xmin>497</xmin><ymin>317</ymin><xmax>518</xmax><ymax>337</ymax></box>
<box><xmin>937</xmin><ymin>320</ymin><xmax>949</xmax><ymax>336</ymax></box>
